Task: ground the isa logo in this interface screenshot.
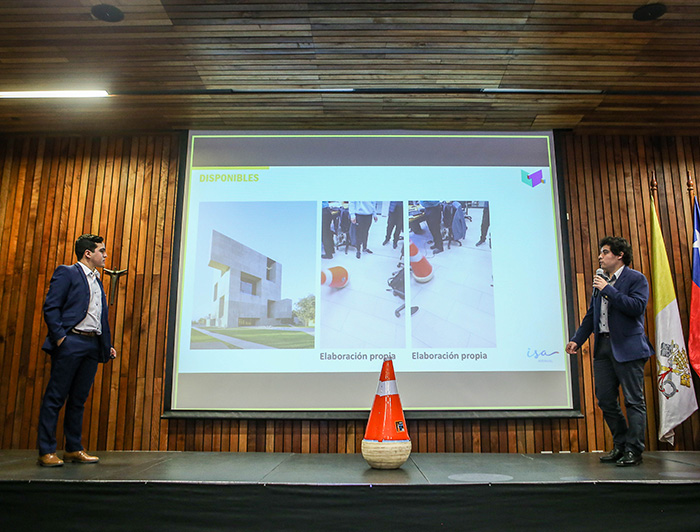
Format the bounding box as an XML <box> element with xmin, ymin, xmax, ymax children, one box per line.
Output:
<box><xmin>521</xmin><ymin>169</ymin><xmax>544</xmax><ymax>188</ymax></box>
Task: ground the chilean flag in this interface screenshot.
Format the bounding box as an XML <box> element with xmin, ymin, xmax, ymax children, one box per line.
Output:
<box><xmin>689</xmin><ymin>197</ymin><xmax>700</xmax><ymax>377</ymax></box>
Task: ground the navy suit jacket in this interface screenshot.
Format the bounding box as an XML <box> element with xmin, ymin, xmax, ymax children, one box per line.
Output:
<box><xmin>570</xmin><ymin>266</ymin><xmax>654</xmax><ymax>363</ymax></box>
<box><xmin>42</xmin><ymin>263</ymin><xmax>112</xmax><ymax>362</ymax></box>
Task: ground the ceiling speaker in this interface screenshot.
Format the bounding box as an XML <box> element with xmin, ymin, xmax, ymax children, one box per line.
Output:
<box><xmin>633</xmin><ymin>3</ymin><xmax>667</xmax><ymax>21</ymax></box>
<box><xmin>91</xmin><ymin>4</ymin><xmax>125</xmax><ymax>23</ymax></box>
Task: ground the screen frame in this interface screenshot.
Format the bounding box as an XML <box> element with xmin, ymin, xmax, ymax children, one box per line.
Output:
<box><xmin>162</xmin><ymin>129</ymin><xmax>582</xmax><ymax>420</ymax></box>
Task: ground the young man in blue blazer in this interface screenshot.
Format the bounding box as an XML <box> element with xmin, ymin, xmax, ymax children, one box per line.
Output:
<box><xmin>37</xmin><ymin>234</ymin><xmax>117</xmax><ymax>466</ymax></box>
<box><xmin>566</xmin><ymin>236</ymin><xmax>653</xmax><ymax>466</ymax></box>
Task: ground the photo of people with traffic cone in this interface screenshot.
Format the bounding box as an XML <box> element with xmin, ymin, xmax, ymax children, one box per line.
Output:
<box><xmin>408</xmin><ymin>200</ymin><xmax>495</xmax><ymax>348</ymax></box>
<box><xmin>319</xmin><ymin>201</ymin><xmax>406</xmax><ymax>348</ymax></box>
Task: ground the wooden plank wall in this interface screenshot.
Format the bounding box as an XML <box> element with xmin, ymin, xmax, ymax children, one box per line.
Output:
<box><xmin>0</xmin><ymin>132</ymin><xmax>698</xmax><ymax>454</ymax></box>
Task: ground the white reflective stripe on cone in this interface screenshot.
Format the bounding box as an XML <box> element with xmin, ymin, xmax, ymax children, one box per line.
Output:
<box><xmin>376</xmin><ymin>380</ymin><xmax>398</xmax><ymax>396</ymax></box>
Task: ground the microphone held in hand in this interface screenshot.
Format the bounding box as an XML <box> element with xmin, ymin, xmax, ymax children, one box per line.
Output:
<box><xmin>593</xmin><ymin>268</ymin><xmax>608</xmax><ymax>297</ymax></box>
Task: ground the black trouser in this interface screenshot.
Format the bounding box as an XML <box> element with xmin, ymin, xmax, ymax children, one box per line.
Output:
<box><xmin>594</xmin><ymin>334</ymin><xmax>647</xmax><ymax>454</ymax></box>
<box><xmin>322</xmin><ymin>206</ymin><xmax>334</xmax><ymax>256</ymax></box>
<box><xmin>385</xmin><ymin>204</ymin><xmax>403</xmax><ymax>245</ymax></box>
<box><xmin>480</xmin><ymin>203</ymin><xmax>490</xmax><ymax>241</ymax></box>
<box><xmin>424</xmin><ymin>205</ymin><xmax>443</xmax><ymax>251</ymax></box>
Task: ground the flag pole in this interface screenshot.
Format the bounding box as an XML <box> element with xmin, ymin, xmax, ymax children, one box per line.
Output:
<box><xmin>688</xmin><ymin>169</ymin><xmax>696</xmax><ymax>274</ymax></box>
<box><xmin>649</xmin><ymin>170</ymin><xmax>662</xmax><ymax>441</ymax></box>
<box><xmin>688</xmin><ymin>170</ymin><xmax>696</xmax><ymax>206</ymax></box>
<box><xmin>650</xmin><ymin>170</ymin><xmax>658</xmax><ymax>347</ymax></box>
<box><xmin>688</xmin><ymin>170</ymin><xmax>696</xmax><ymax>256</ymax></box>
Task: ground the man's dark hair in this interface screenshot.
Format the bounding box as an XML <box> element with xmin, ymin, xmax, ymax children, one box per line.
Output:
<box><xmin>75</xmin><ymin>234</ymin><xmax>103</xmax><ymax>260</ymax></box>
<box><xmin>600</xmin><ymin>236</ymin><xmax>632</xmax><ymax>266</ymax></box>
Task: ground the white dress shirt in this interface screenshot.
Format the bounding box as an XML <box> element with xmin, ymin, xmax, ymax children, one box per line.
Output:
<box><xmin>599</xmin><ymin>265</ymin><xmax>625</xmax><ymax>333</ymax></box>
<box><xmin>74</xmin><ymin>261</ymin><xmax>103</xmax><ymax>335</ymax></box>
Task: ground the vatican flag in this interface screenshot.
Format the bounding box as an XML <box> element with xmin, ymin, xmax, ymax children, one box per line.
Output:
<box><xmin>651</xmin><ymin>198</ymin><xmax>698</xmax><ymax>444</ymax></box>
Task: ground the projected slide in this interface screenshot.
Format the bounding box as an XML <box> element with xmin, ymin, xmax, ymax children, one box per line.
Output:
<box><xmin>169</xmin><ymin>131</ymin><xmax>573</xmax><ymax>414</ymax></box>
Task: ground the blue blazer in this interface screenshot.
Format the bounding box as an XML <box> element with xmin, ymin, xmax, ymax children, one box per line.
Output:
<box><xmin>570</xmin><ymin>266</ymin><xmax>654</xmax><ymax>362</ymax></box>
<box><xmin>42</xmin><ymin>263</ymin><xmax>112</xmax><ymax>362</ymax></box>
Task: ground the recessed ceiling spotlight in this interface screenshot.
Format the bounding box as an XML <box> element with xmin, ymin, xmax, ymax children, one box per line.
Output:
<box><xmin>91</xmin><ymin>4</ymin><xmax>125</xmax><ymax>23</ymax></box>
<box><xmin>633</xmin><ymin>3</ymin><xmax>666</xmax><ymax>21</ymax></box>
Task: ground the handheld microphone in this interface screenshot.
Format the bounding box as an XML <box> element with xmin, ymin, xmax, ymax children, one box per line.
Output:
<box><xmin>593</xmin><ymin>268</ymin><xmax>607</xmax><ymax>297</ymax></box>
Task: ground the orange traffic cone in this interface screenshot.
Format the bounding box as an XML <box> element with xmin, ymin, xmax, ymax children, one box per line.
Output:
<box><xmin>361</xmin><ymin>359</ymin><xmax>412</xmax><ymax>469</ymax></box>
<box><xmin>321</xmin><ymin>266</ymin><xmax>349</xmax><ymax>288</ymax></box>
<box><xmin>409</xmin><ymin>239</ymin><xmax>433</xmax><ymax>283</ymax></box>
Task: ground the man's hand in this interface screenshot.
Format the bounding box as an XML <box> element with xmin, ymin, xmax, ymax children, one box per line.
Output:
<box><xmin>110</xmin><ymin>347</ymin><xmax>117</xmax><ymax>359</ymax></box>
<box><xmin>593</xmin><ymin>275</ymin><xmax>609</xmax><ymax>292</ymax></box>
<box><xmin>565</xmin><ymin>341</ymin><xmax>579</xmax><ymax>355</ymax></box>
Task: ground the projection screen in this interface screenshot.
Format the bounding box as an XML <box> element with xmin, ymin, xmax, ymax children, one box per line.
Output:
<box><xmin>166</xmin><ymin>131</ymin><xmax>575</xmax><ymax>417</ymax></box>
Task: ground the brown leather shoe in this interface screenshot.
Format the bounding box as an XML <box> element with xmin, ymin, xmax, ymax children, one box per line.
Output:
<box><xmin>63</xmin><ymin>450</ymin><xmax>99</xmax><ymax>464</ymax></box>
<box><xmin>37</xmin><ymin>453</ymin><xmax>64</xmax><ymax>467</ymax></box>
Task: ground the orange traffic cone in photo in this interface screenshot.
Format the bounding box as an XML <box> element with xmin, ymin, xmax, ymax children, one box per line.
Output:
<box><xmin>321</xmin><ymin>265</ymin><xmax>349</xmax><ymax>288</ymax></box>
<box><xmin>361</xmin><ymin>358</ymin><xmax>412</xmax><ymax>469</ymax></box>
<box><xmin>409</xmin><ymin>239</ymin><xmax>433</xmax><ymax>283</ymax></box>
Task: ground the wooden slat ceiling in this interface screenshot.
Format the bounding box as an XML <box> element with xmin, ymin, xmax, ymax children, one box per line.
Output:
<box><xmin>1</xmin><ymin>0</ymin><xmax>699</xmax><ymax>133</ymax></box>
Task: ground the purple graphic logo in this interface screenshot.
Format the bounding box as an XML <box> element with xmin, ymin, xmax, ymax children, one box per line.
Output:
<box><xmin>521</xmin><ymin>169</ymin><xmax>544</xmax><ymax>188</ymax></box>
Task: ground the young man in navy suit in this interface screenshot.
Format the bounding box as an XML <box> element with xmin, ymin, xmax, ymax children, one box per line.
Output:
<box><xmin>37</xmin><ymin>234</ymin><xmax>117</xmax><ymax>467</ymax></box>
<box><xmin>566</xmin><ymin>236</ymin><xmax>653</xmax><ymax>466</ymax></box>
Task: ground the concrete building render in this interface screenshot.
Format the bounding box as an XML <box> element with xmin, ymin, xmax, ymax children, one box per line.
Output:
<box><xmin>208</xmin><ymin>229</ymin><xmax>293</xmax><ymax>327</ymax></box>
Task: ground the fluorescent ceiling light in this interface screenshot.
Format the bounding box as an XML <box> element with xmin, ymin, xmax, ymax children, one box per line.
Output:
<box><xmin>0</xmin><ymin>90</ymin><xmax>109</xmax><ymax>99</ymax></box>
<box><xmin>482</xmin><ymin>88</ymin><xmax>602</xmax><ymax>94</ymax></box>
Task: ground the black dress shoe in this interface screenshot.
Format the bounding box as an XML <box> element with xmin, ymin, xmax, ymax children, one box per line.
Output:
<box><xmin>382</xmin><ymin>238</ymin><xmax>390</xmax><ymax>246</ymax></box>
<box><xmin>599</xmin><ymin>447</ymin><xmax>624</xmax><ymax>463</ymax></box>
<box><xmin>616</xmin><ymin>451</ymin><xmax>643</xmax><ymax>467</ymax></box>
